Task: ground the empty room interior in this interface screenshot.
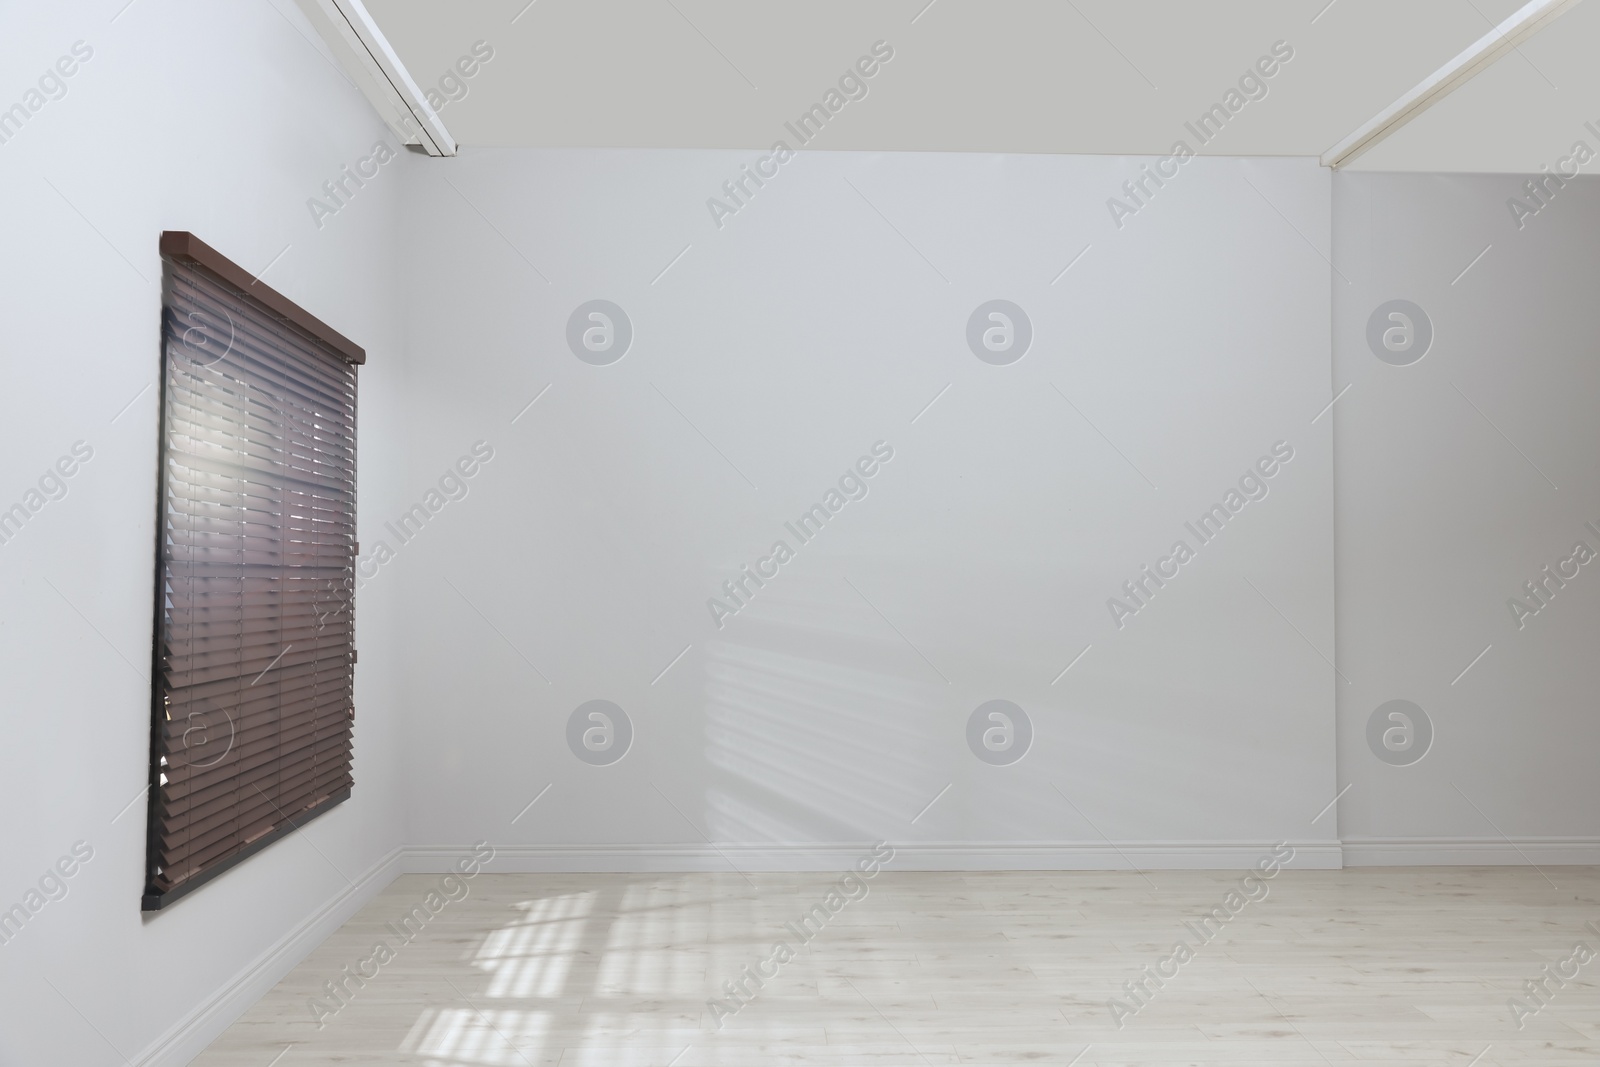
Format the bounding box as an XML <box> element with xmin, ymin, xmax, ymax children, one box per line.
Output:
<box><xmin>5</xmin><ymin>0</ymin><xmax>1600</xmax><ymax>1063</ymax></box>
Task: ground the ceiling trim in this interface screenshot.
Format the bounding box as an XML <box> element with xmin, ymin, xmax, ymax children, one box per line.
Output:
<box><xmin>1322</xmin><ymin>0</ymin><xmax>1584</xmax><ymax>169</ymax></box>
<box><xmin>294</xmin><ymin>0</ymin><xmax>456</xmax><ymax>156</ymax></box>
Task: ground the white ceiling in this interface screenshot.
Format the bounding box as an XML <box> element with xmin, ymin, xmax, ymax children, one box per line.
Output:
<box><xmin>362</xmin><ymin>0</ymin><xmax>1597</xmax><ymax>171</ymax></box>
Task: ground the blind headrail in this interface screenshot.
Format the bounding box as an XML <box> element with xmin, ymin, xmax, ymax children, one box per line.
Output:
<box><xmin>159</xmin><ymin>231</ymin><xmax>367</xmax><ymax>366</ymax></box>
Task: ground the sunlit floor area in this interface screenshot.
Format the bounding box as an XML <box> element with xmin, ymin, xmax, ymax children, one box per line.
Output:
<box><xmin>192</xmin><ymin>868</ymin><xmax>1600</xmax><ymax>1066</ymax></box>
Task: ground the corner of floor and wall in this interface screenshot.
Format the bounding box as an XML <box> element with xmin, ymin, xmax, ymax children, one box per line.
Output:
<box><xmin>3</xmin><ymin>2</ymin><xmax>1600</xmax><ymax>1066</ymax></box>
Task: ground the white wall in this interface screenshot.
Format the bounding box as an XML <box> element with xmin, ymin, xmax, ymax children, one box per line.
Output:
<box><xmin>392</xmin><ymin>148</ymin><xmax>1338</xmax><ymax>869</ymax></box>
<box><xmin>0</xmin><ymin>2</ymin><xmax>410</xmax><ymax>1063</ymax></box>
<box><xmin>1333</xmin><ymin>172</ymin><xmax>1600</xmax><ymax>863</ymax></box>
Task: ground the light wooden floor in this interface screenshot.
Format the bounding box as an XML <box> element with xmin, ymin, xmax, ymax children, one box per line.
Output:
<box><xmin>195</xmin><ymin>867</ymin><xmax>1600</xmax><ymax>1065</ymax></box>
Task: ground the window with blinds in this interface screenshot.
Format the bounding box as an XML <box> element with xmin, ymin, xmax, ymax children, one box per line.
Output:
<box><xmin>145</xmin><ymin>232</ymin><xmax>362</xmax><ymax>911</ymax></box>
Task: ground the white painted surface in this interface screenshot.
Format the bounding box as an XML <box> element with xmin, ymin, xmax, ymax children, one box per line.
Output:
<box><xmin>1332</xmin><ymin>171</ymin><xmax>1600</xmax><ymax>852</ymax></box>
<box><xmin>0</xmin><ymin>1</ymin><xmax>409</xmax><ymax>1063</ymax></box>
<box><xmin>390</xmin><ymin>149</ymin><xmax>1338</xmax><ymax>865</ymax></box>
<box><xmin>360</xmin><ymin>0</ymin><xmax>1587</xmax><ymax>170</ymax></box>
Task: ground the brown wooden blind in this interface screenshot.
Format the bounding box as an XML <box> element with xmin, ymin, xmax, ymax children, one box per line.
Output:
<box><xmin>145</xmin><ymin>235</ymin><xmax>359</xmax><ymax>911</ymax></box>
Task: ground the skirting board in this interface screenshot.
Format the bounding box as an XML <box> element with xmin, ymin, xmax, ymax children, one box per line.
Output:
<box><xmin>404</xmin><ymin>841</ymin><xmax>1347</xmax><ymax>873</ymax></box>
<box><xmin>1343</xmin><ymin>837</ymin><xmax>1600</xmax><ymax>866</ymax></box>
<box><xmin>130</xmin><ymin>844</ymin><xmax>404</xmax><ymax>1067</ymax></box>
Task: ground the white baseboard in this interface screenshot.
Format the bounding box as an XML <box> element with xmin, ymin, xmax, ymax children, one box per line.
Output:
<box><xmin>404</xmin><ymin>841</ymin><xmax>1346</xmax><ymax>873</ymax></box>
<box><xmin>131</xmin><ymin>845</ymin><xmax>404</xmax><ymax>1067</ymax></box>
<box><xmin>1342</xmin><ymin>836</ymin><xmax>1600</xmax><ymax>866</ymax></box>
